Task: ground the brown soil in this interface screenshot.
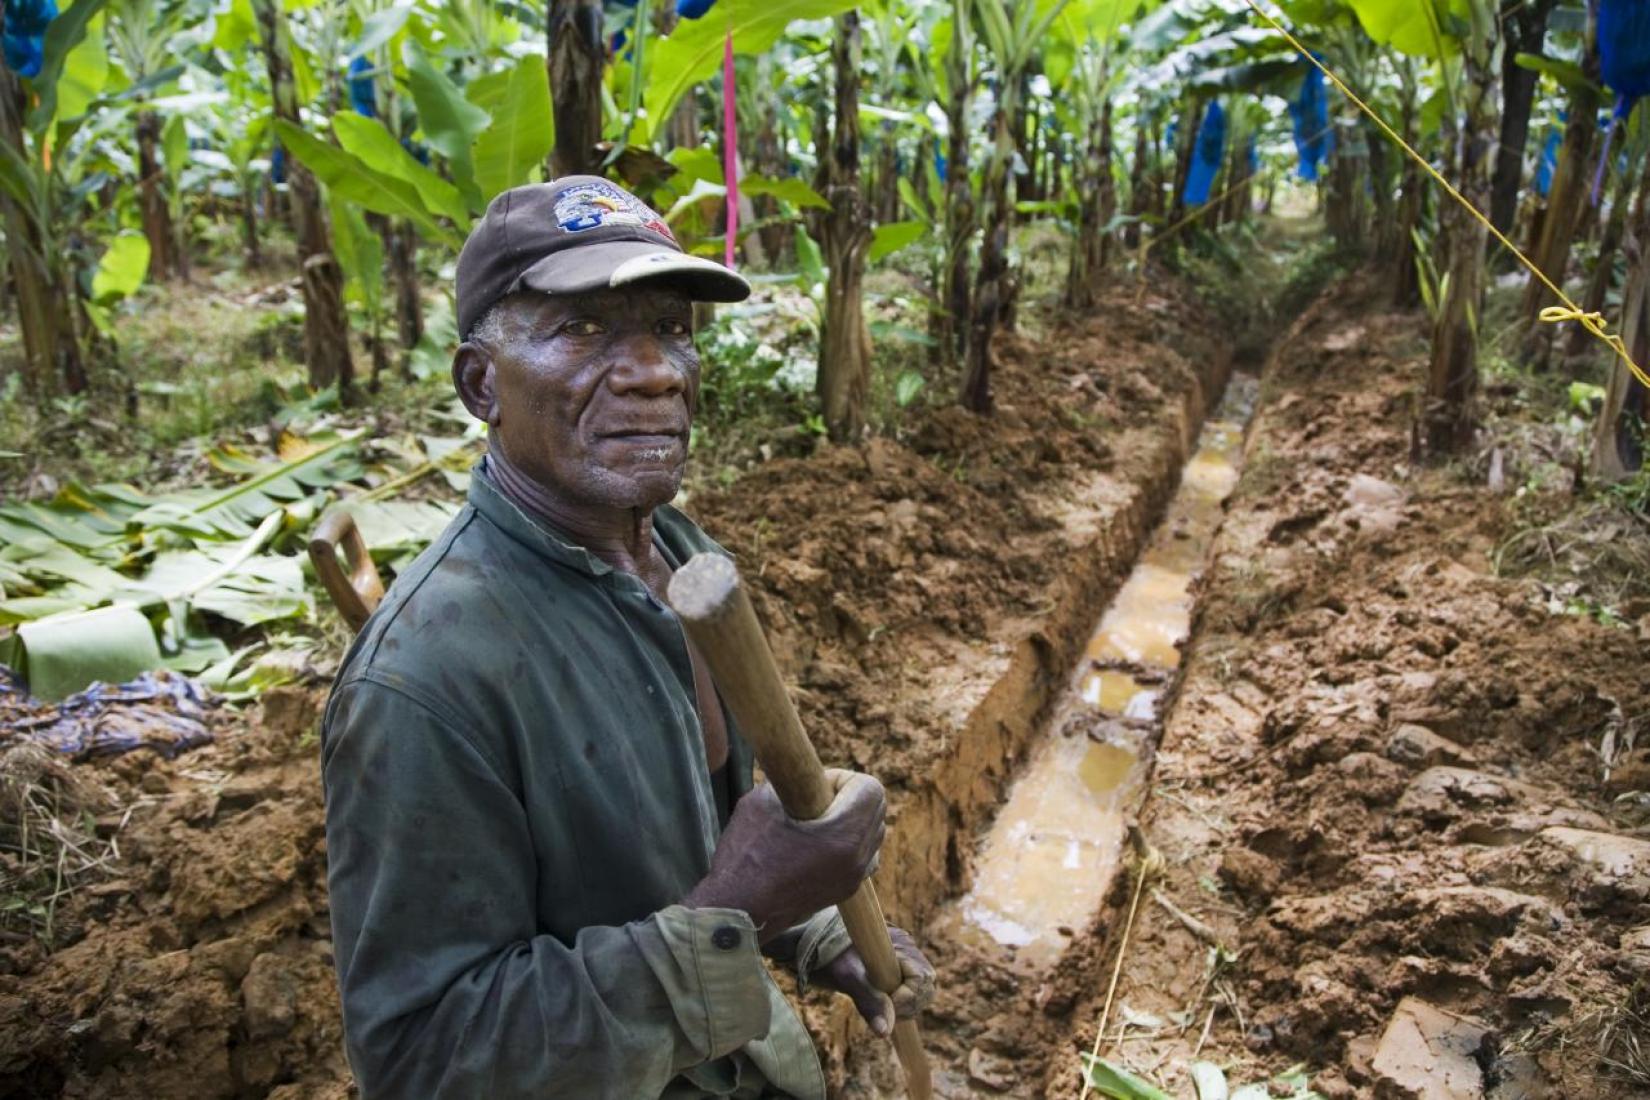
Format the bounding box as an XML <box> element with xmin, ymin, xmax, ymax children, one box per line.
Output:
<box><xmin>0</xmin><ymin>270</ymin><xmax>1232</xmax><ymax>1098</ymax></box>
<box><xmin>0</xmin><ymin>688</ymin><xmax>346</xmax><ymax>1100</ymax></box>
<box><xmin>1027</xmin><ymin>274</ymin><xmax>1650</xmax><ymax>1099</ymax></box>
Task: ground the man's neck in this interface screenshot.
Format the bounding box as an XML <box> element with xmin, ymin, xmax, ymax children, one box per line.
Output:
<box><xmin>488</xmin><ymin>450</ymin><xmax>660</xmax><ymax>578</ymax></box>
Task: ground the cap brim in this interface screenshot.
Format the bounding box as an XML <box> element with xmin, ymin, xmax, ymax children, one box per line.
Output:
<box><xmin>516</xmin><ymin>240</ymin><xmax>751</xmax><ymax>303</ymax></box>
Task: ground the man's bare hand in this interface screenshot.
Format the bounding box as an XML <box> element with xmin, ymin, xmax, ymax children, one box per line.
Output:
<box><xmin>814</xmin><ymin>926</ymin><xmax>936</xmax><ymax>1037</ymax></box>
<box><xmin>685</xmin><ymin>768</ymin><xmax>885</xmax><ymax>942</ymax></box>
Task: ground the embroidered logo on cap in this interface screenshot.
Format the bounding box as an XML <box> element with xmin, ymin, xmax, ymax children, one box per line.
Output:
<box><xmin>553</xmin><ymin>180</ymin><xmax>676</xmax><ymax>242</ymax></box>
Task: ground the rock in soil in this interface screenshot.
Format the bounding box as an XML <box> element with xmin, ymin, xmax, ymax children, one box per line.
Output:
<box><xmin>1370</xmin><ymin>997</ymin><xmax>1491</xmax><ymax>1100</ymax></box>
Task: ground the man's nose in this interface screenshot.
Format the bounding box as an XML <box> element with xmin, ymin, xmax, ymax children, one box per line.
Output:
<box><xmin>606</xmin><ymin>335</ymin><xmax>687</xmax><ymax>397</ymax></box>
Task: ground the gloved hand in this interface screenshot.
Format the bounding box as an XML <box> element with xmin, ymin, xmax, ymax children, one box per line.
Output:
<box><xmin>685</xmin><ymin>768</ymin><xmax>885</xmax><ymax>943</ymax></box>
<box><xmin>813</xmin><ymin>926</ymin><xmax>936</xmax><ymax>1038</ymax></box>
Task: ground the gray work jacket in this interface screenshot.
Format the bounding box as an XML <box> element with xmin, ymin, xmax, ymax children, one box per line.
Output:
<box><xmin>321</xmin><ymin>462</ymin><xmax>846</xmax><ymax>1099</ymax></box>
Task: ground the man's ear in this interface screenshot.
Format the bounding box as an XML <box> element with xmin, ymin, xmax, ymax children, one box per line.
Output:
<box><xmin>453</xmin><ymin>344</ymin><xmax>500</xmax><ymax>427</ymax></box>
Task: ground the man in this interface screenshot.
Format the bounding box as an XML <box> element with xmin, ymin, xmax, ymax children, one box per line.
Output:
<box><xmin>320</xmin><ymin>177</ymin><xmax>935</xmax><ymax>1100</ymax></box>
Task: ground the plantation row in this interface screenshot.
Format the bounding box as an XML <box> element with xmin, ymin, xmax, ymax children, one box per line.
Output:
<box><xmin>3</xmin><ymin>0</ymin><xmax>1646</xmax><ymax>446</ymax></box>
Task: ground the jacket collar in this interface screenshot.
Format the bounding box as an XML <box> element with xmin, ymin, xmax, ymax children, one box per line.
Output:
<box><xmin>466</xmin><ymin>458</ymin><xmax>717</xmax><ymax>581</ymax></box>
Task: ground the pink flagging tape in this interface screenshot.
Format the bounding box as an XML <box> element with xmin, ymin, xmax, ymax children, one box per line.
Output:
<box><xmin>722</xmin><ymin>30</ymin><xmax>738</xmax><ymax>269</ymax></box>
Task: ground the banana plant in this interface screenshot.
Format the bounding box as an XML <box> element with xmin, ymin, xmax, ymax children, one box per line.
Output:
<box><xmin>274</xmin><ymin>44</ymin><xmax>553</xmax><ymax>248</ymax></box>
<box><xmin>958</xmin><ymin>0</ymin><xmax>1079</xmax><ymax>413</ymax></box>
<box><xmin>104</xmin><ymin>0</ymin><xmax>190</xmax><ymax>280</ymax></box>
<box><xmin>1343</xmin><ymin>0</ymin><xmax>1501</xmax><ymax>452</ymax></box>
<box><xmin>1590</xmin><ymin>109</ymin><xmax>1650</xmax><ymax>478</ymax></box>
<box><xmin>1048</xmin><ymin>0</ymin><xmax>1152</xmax><ymax>307</ymax></box>
<box><xmin>0</xmin><ymin>0</ymin><xmax>112</xmax><ymax>397</ymax></box>
<box><xmin>198</xmin><ymin>83</ymin><xmax>272</xmax><ymax>269</ymax></box>
<box><xmin>640</xmin><ymin>0</ymin><xmax>862</xmax><ymax>144</ymax></box>
<box><xmin>1515</xmin><ymin>3</ymin><xmax>1600</xmax><ymax>354</ymax></box>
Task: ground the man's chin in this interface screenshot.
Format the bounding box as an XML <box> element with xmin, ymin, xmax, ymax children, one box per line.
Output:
<box><xmin>589</xmin><ymin>464</ymin><xmax>686</xmax><ymax>510</ymax></box>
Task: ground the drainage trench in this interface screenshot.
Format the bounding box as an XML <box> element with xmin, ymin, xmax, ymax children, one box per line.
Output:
<box><xmin>934</xmin><ymin>375</ymin><xmax>1256</xmax><ymax>980</ymax></box>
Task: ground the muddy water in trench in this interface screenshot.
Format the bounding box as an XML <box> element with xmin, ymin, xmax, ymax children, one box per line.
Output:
<box><xmin>939</xmin><ymin>381</ymin><xmax>1253</xmax><ymax>972</ymax></box>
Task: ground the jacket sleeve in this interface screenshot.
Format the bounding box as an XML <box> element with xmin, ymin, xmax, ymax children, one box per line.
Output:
<box><xmin>321</xmin><ymin>678</ymin><xmax>774</xmax><ymax>1100</ymax></box>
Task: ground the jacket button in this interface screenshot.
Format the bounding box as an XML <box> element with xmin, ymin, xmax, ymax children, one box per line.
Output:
<box><xmin>711</xmin><ymin>925</ymin><xmax>741</xmax><ymax>951</ymax></box>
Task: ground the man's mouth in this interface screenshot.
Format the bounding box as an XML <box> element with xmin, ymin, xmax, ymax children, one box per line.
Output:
<box><xmin>595</xmin><ymin>429</ymin><xmax>687</xmax><ymax>464</ymax></box>
<box><xmin>598</xmin><ymin>430</ymin><xmax>684</xmax><ymax>447</ymax></box>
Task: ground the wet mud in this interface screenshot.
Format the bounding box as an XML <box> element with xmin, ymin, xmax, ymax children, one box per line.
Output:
<box><xmin>1042</xmin><ymin>275</ymin><xmax>1650</xmax><ymax>1099</ymax></box>
<box><xmin>931</xmin><ymin>385</ymin><xmax>1250</xmax><ymax>981</ymax></box>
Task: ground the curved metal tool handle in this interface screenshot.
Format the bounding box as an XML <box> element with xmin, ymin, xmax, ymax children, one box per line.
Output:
<box><xmin>308</xmin><ymin>509</ymin><xmax>385</xmax><ymax>633</ymax></box>
<box><xmin>668</xmin><ymin>553</ymin><xmax>933</xmax><ymax>1100</ymax></box>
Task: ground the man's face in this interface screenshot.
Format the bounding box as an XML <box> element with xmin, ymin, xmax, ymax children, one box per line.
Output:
<box><xmin>470</xmin><ymin>286</ymin><xmax>700</xmax><ymax>513</ymax></box>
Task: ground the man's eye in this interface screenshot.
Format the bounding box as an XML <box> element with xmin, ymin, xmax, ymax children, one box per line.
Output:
<box><xmin>563</xmin><ymin>319</ymin><xmax>604</xmax><ymax>336</ymax></box>
<box><xmin>658</xmin><ymin>319</ymin><xmax>691</xmax><ymax>337</ymax></box>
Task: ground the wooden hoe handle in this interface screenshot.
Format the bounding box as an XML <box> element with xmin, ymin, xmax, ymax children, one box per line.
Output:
<box><xmin>308</xmin><ymin>509</ymin><xmax>385</xmax><ymax>633</ymax></box>
<box><xmin>668</xmin><ymin>554</ymin><xmax>933</xmax><ymax>1100</ymax></box>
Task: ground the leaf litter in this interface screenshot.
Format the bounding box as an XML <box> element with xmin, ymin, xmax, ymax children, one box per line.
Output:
<box><xmin>0</xmin><ymin>405</ymin><xmax>480</xmax><ymax>700</ymax></box>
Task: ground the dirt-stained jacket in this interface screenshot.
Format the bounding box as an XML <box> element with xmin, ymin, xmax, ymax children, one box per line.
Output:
<box><xmin>320</xmin><ymin>461</ymin><xmax>848</xmax><ymax>1099</ymax></box>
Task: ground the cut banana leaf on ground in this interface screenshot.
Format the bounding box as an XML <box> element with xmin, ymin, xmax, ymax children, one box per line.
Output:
<box><xmin>419</xmin><ymin>432</ymin><xmax>480</xmax><ymax>492</ymax></box>
<box><xmin>192</xmin><ymin>634</ymin><xmax>321</xmax><ymax>697</ymax></box>
<box><xmin>6</xmin><ymin>605</ymin><xmax>163</xmax><ymax>702</ymax></box>
<box><xmin>0</xmin><ymin>427</ymin><xmax>463</xmax><ymax>700</ymax></box>
<box><xmin>1190</xmin><ymin>1061</ymin><xmax>1229</xmax><ymax>1100</ymax></box>
<box><xmin>344</xmin><ymin>499</ymin><xmax>463</xmax><ymax>568</ymax></box>
<box><xmin>1</xmin><ymin>513</ymin><xmax>291</xmax><ymax>699</ymax></box>
<box><xmin>131</xmin><ymin>433</ymin><xmax>364</xmax><ymax>539</ymax></box>
<box><xmin>138</xmin><ymin>548</ymin><xmax>311</xmax><ymax>626</ymax></box>
<box><xmin>1</xmin><ymin>537</ymin><xmax>134</xmax><ymax>595</ymax></box>
<box><xmin>1079</xmin><ymin>1055</ymin><xmax>1174</xmax><ymax>1100</ymax></box>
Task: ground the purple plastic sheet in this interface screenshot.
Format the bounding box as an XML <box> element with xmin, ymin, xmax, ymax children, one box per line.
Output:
<box><xmin>0</xmin><ymin>669</ymin><xmax>216</xmax><ymax>761</ymax></box>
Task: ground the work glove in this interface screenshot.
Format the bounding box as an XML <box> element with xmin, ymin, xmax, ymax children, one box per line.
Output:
<box><xmin>686</xmin><ymin>768</ymin><xmax>885</xmax><ymax>943</ymax></box>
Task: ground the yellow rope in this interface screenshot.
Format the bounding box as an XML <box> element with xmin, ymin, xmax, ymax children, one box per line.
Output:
<box><xmin>1240</xmin><ymin>0</ymin><xmax>1650</xmax><ymax>390</ymax></box>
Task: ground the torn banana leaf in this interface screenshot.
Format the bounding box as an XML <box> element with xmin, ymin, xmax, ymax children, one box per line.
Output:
<box><xmin>133</xmin><ymin>547</ymin><xmax>311</xmax><ymax>626</ymax></box>
<box><xmin>1079</xmin><ymin>1055</ymin><xmax>1175</xmax><ymax>1100</ymax></box>
<box><xmin>346</xmin><ymin>500</ymin><xmax>463</xmax><ymax>567</ymax></box>
<box><xmin>131</xmin><ymin>433</ymin><xmax>363</xmax><ymax>539</ymax></box>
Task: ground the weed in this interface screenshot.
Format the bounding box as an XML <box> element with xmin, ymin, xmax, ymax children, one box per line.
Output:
<box><xmin>1218</xmin><ymin>559</ymin><xmax>1292</xmax><ymax>630</ymax></box>
<box><xmin>1494</xmin><ymin>493</ymin><xmax>1650</xmax><ymax>621</ymax></box>
<box><xmin>1236</xmin><ymin>442</ymin><xmax>1285</xmax><ymax>501</ymax></box>
<box><xmin>1508</xmin><ymin>977</ymin><xmax>1650</xmax><ymax>1090</ymax></box>
<box><xmin>0</xmin><ymin>741</ymin><xmax>121</xmax><ymax>947</ymax></box>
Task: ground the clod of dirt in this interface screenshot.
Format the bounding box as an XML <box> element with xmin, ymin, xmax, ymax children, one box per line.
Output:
<box><xmin>1386</xmin><ymin>724</ymin><xmax>1477</xmax><ymax>769</ymax></box>
<box><xmin>1537</xmin><ymin>827</ymin><xmax>1650</xmax><ymax>912</ymax></box>
<box><xmin>1397</xmin><ymin>767</ymin><xmax>1558</xmax><ymax>825</ymax></box>
<box><xmin>1339</xmin><ymin>474</ymin><xmax>1408</xmax><ymax>535</ymax></box>
<box><xmin>1370</xmin><ymin>997</ymin><xmax>1492</xmax><ymax>1100</ymax></box>
<box><xmin>966</xmin><ymin>1047</ymin><xmax>1015</xmax><ymax>1093</ymax></box>
<box><xmin>1220</xmin><ymin>847</ymin><xmax>1283</xmax><ymax>901</ymax></box>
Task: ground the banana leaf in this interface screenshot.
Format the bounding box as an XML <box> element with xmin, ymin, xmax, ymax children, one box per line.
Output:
<box><xmin>1080</xmin><ymin>1055</ymin><xmax>1174</xmax><ymax>1100</ymax></box>
<box><xmin>10</xmin><ymin>606</ymin><xmax>162</xmax><ymax>701</ymax></box>
<box><xmin>130</xmin><ymin>432</ymin><xmax>363</xmax><ymax>539</ymax></box>
<box><xmin>346</xmin><ymin>500</ymin><xmax>463</xmax><ymax>568</ymax></box>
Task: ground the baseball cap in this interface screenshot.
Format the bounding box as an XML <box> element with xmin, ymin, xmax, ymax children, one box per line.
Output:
<box><xmin>455</xmin><ymin>177</ymin><xmax>752</xmax><ymax>338</ymax></box>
